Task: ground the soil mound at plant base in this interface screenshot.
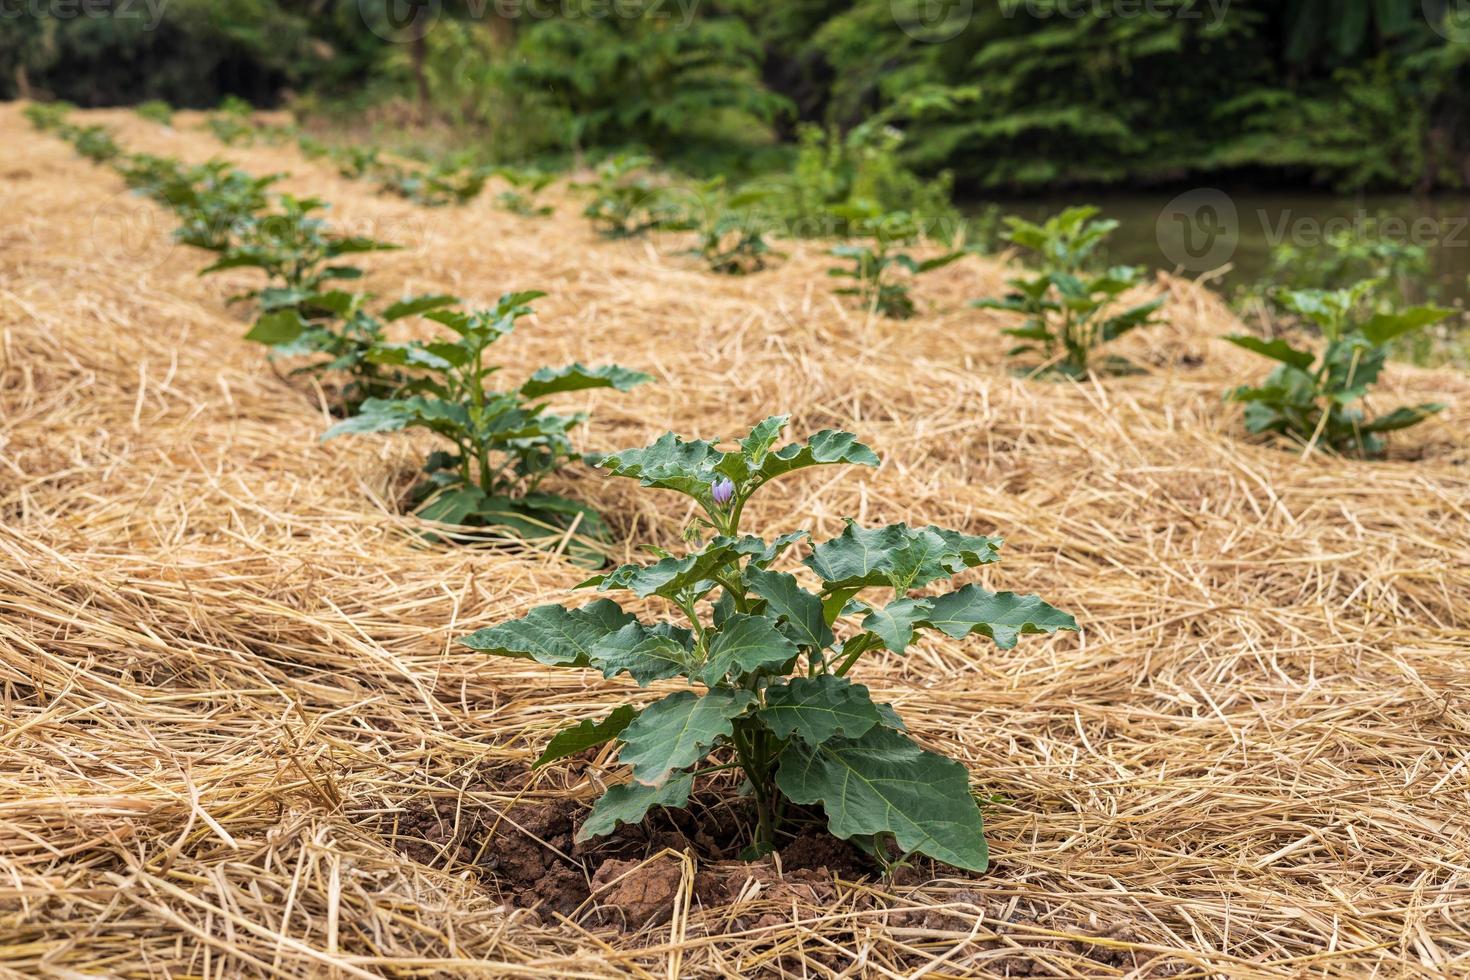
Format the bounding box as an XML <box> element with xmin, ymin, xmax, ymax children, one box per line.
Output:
<box><xmin>2</xmin><ymin>104</ymin><xmax>1468</xmax><ymax>977</ymax></box>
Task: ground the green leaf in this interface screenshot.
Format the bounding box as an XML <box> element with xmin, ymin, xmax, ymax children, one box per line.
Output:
<box><xmin>619</xmin><ymin>689</ymin><xmax>755</xmax><ymax>786</ymax></box>
<box><xmin>1100</xmin><ymin>297</ymin><xmax>1165</xmax><ymax>342</ymax></box>
<box><xmin>590</xmin><ymin>622</ymin><xmax>693</xmax><ymax>686</ymax></box>
<box><xmin>804</xmin><ymin>521</ymin><xmax>1002</xmax><ymax>593</ymax></box>
<box><xmin>1224</xmin><ymin>335</ymin><xmax>1317</xmax><ymax>371</ymax></box>
<box><xmin>580</xmin><ymin>536</ymin><xmax>752</xmax><ymax>600</ymax></box>
<box><xmin>383</xmin><ymin>294</ymin><xmax>460</xmax><ymax>321</ymax></box>
<box><xmin>754</xmin><ymin>429</ymin><xmax>880</xmax><ymax>484</ymax></box>
<box><xmin>758</xmin><ymin>675</ymin><xmax>883</xmax><ymax>744</ymax></box>
<box><xmin>745</xmin><ymin>567</ymin><xmax>835</xmax><ymax>651</ymax></box>
<box><xmin>520</xmin><ymin>363</ymin><xmax>652</xmax><ymax>399</ymax></box>
<box><xmin>740</xmin><ymin>415</ymin><xmax>790</xmax><ymax>464</ymax></box>
<box><xmin>908</xmin><ymin>586</ymin><xmax>1079</xmax><ymax>651</ymax></box>
<box><xmin>588</xmin><ymin>431</ymin><xmax>724</xmax><ymax>499</ymax></box>
<box><xmin>860</xmin><ymin>596</ymin><xmax>932</xmax><ymax>653</ymax></box>
<box><xmin>696</xmin><ymin>613</ymin><xmax>798</xmax><ymax>686</ymax></box>
<box><xmin>321</xmin><ymin>397</ymin><xmax>470</xmax><ymax>440</ymax></box>
<box><xmin>458</xmin><ymin>600</ymin><xmax>635</xmax><ymax>667</ymax></box>
<box><xmin>576</xmin><ymin>772</ymin><xmax>694</xmax><ymax>842</ymax></box>
<box><xmin>1361</xmin><ymin>403</ymin><xmax>1445</xmax><ymax>433</ymax></box>
<box><xmin>775</xmin><ymin>727</ymin><xmax>988</xmax><ymax>872</ymax></box>
<box><xmin>535</xmin><ymin>706</ymin><xmax>639</xmax><ymax>768</ymax></box>
<box><xmin>1360</xmin><ymin>306</ymin><xmax>1456</xmax><ymax>346</ymax></box>
<box><xmin>245</xmin><ymin>309</ymin><xmax>307</xmax><ymax>346</ymax></box>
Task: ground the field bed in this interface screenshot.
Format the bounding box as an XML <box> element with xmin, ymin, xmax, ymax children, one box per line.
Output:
<box><xmin>2</xmin><ymin>105</ymin><xmax>1468</xmax><ymax>978</ymax></box>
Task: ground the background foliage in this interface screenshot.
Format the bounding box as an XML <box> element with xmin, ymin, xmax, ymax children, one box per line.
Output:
<box><xmin>5</xmin><ymin>0</ymin><xmax>1470</xmax><ymax>191</ymax></box>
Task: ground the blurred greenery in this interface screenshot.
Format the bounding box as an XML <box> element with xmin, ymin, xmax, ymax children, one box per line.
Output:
<box><xmin>6</xmin><ymin>1</ymin><xmax>1470</xmax><ymax>194</ymax></box>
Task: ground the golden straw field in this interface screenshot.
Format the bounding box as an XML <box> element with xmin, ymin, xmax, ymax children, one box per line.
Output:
<box><xmin>2</xmin><ymin>106</ymin><xmax>1469</xmax><ymax>978</ymax></box>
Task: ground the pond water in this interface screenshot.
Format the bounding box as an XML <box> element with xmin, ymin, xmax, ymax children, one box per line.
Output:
<box><xmin>973</xmin><ymin>191</ymin><xmax>1470</xmax><ymax>307</ymax></box>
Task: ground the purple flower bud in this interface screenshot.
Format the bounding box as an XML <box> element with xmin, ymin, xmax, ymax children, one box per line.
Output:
<box><xmin>711</xmin><ymin>477</ymin><xmax>736</xmax><ymax>508</ymax></box>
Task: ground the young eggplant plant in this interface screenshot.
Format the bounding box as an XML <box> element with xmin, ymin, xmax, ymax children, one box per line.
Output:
<box><xmin>682</xmin><ymin>180</ymin><xmax>782</xmax><ymax>275</ymax></box>
<box><xmin>1226</xmin><ymin>282</ymin><xmax>1454</xmax><ymax>456</ymax></box>
<box><xmin>460</xmin><ymin>418</ymin><xmax>1079</xmax><ymax>870</ymax></box>
<box><xmin>245</xmin><ymin>291</ymin><xmax>457</xmax><ymax>412</ymax></box>
<box><xmin>377</xmin><ymin>160</ymin><xmax>489</xmax><ymax>207</ymax></box>
<box><xmin>494</xmin><ymin>166</ymin><xmax>557</xmax><ymax>218</ymax></box>
<box><xmin>828</xmin><ymin>208</ymin><xmax>963</xmax><ymax>319</ymax></box>
<box><xmin>975</xmin><ymin>206</ymin><xmax>1164</xmax><ymax>377</ymax></box>
<box><xmin>577</xmin><ymin>154</ymin><xmax>680</xmax><ymax>239</ymax></box>
<box><xmin>323</xmin><ymin>292</ymin><xmax>651</xmax><ymax>558</ymax></box>
<box><xmin>199</xmin><ymin>195</ymin><xmax>399</xmax><ymax>311</ymax></box>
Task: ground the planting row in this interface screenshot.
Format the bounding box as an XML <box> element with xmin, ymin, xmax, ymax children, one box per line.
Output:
<box><xmin>27</xmin><ymin>105</ymin><xmax>1452</xmax><ymax>875</ymax></box>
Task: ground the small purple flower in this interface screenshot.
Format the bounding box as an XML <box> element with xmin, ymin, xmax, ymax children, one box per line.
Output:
<box><xmin>711</xmin><ymin>477</ymin><xmax>736</xmax><ymax>508</ymax></box>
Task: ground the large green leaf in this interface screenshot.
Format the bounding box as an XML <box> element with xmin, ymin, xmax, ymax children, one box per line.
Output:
<box><xmin>321</xmin><ymin>397</ymin><xmax>469</xmax><ymax>440</ymax></box>
<box><xmin>696</xmin><ymin>613</ymin><xmax>798</xmax><ymax>686</ymax></box>
<box><xmin>520</xmin><ymin>363</ymin><xmax>652</xmax><ymax>400</ymax></box>
<box><xmin>745</xmin><ymin>567</ymin><xmax>834</xmax><ymax>651</ymax></box>
<box><xmin>775</xmin><ymin>727</ymin><xmax>988</xmax><ymax>872</ymax></box>
<box><xmin>1360</xmin><ymin>306</ymin><xmax>1456</xmax><ymax>346</ymax></box>
<box><xmin>618</xmin><ymin>689</ymin><xmax>755</xmax><ymax>786</ymax></box>
<box><xmin>804</xmin><ymin>521</ymin><xmax>1002</xmax><ymax>592</ymax></box>
<box><xmin>753</xmin><ymin>429</ymin><xmax>880</xmax><ymax>484</ymax></box>
<box><xmin>864</xmin><ymin>587</ymin><xmax>1078</xmax><ymax>653</ymax></box>
<box><xmin>1362</xmin><ymin>403</ymin><xmax>1445</xmax><ymax>433</ymax></box>
<box><xmin>758</xmin><ymin>675</ymin><xmax>883</xmax><ymax>744</ymax></box>
<box><xmin>535</xmin><ymin>705</ymin><xmax>638</xmax><ymax>768</ymax></box>
<box><xmin>1225</xmin><ymin>334</ymin><xmax>1317</xmax><ymax>371</ymax></box>
<box><xmin>918</xmin><ymin>586</ymin><xmax>1078</xmax><ymax>649</ymax></box>
<box><xmin>382</xmin><ymin>294</ymin><xmax>460</xmax><ymax>321</ymax></box>
<box><xmin>245</xmin><ymin>309</ymin><xmax>307</xmax><ymax>346</ymax></box>
<box><xmin>459</xmin><ymin>600</ymin><xmax>635</xmax><ymax>666</ymax></box>
<box><xmin>579</xmin><ymin>536</ymin><xmax>758</xmax><ymax>600</ymax></box>
<box><xmin>587</xmin><ymin>431</ymin><xmax>724</xmax><ymax>498</ymax></box>
<box><xmin>590</xmin><ymin>622</ymin><xmax>694</xmax><ymax>686</ymax></box>
<box><xmin>577</xmin><ymin>772</ymin><xmax>694</xmax><ymax>841</ymax></box>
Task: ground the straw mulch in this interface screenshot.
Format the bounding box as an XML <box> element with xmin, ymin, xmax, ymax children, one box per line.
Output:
<box><xmin>2</xmin><ymin>104</ymin><xmax>1468</xmax><ymax>978</ymax></box>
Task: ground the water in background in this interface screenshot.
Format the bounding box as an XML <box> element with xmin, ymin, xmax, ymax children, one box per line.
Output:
<box><xmin>974</xmin><ymin>192</ymin><xmax>1470</xmax><ymax>308</ymax></box>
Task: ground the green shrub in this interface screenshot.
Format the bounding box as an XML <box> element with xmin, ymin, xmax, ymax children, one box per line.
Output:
<box><xmin>828</xmin><ymin>207</ymin><xmax>963</xmax><ymax>319</ymax></box>
<box><xmin>1226</xmin><ymin>283</ymin><xmax>1454</xmax><ymax>456</ymax></box>
<box><xmin>244</xmin><ymin>291</ymin><xmax>456</xmax><ymax>414</ymax></box>
<box><xmin>323</xmin><ymin>292</ymin><xmax>650</xmax><ymax>556</ymax></box>
<box><xmin>460</xmin><ymin>417</ymin><xmax>1077</xmax><ymax>868</ymax></box>
<box><xmin>747</xmin><ymin>123</ymin><xmax>958</xmax><ymax>239</ymax></box>
<box><xmin>975</xmin><ymin>206</ymin><xmax>1164</xmax><ymax>377</ymax></box>
<box><xmin>136</xmin><ymin>100</ymin><xmax>175</xmax><ymax>126</ymax></box>
<box><xmin>23</xmin><ymin>101</ymin><xmax>75</xmax><ymax>132</ymax></box>
<box><xmin>577</xmin><ymin>154</ymin><xmax>683</xmax><ymax>239</ymax></box>
<box><xmin>376</xmin><ymin>161</ymin><xmax>488</xmax><ymax>207</ymax></box>
<box><xmin>199</xmin><ymin>195</ymin><xmax>399</xmax><ymax>309</ymax></box>
<box><xmin>494</xmin><ymin>167</ymin><xmax>557</xmax><ymax>218</ymax></box>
